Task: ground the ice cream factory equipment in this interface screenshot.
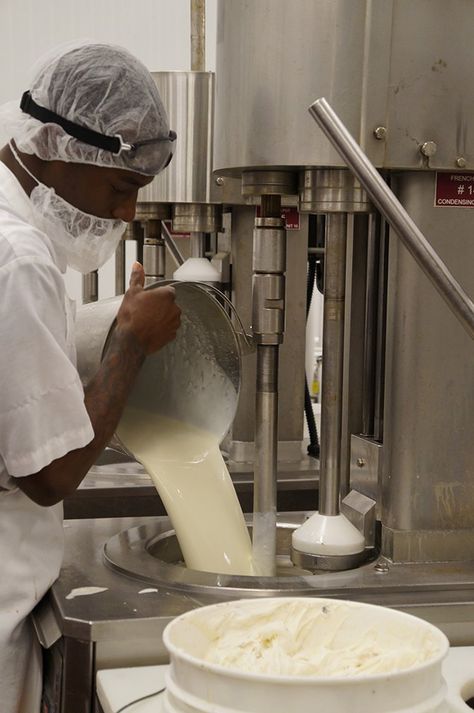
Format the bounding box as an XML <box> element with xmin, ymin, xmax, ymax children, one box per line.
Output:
<box><xmin>33</xmin><ymin>2</ymin><xmax>474</xmax><ymax>711</ymax></box>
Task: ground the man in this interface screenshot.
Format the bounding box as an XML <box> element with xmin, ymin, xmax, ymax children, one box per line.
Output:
<box><xmin>0</xmin><ymin>43</ymin><xmax>181</xmax><ymax>711</ymax></box>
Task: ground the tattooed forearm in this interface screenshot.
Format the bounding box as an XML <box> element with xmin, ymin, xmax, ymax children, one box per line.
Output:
<box><xmin>84</xmin><ymin>327</ymin><xmax>145</xmax><ymax>446</ymax></box>
<box><xmin>13</xmin><ymin>328</ymin><xmax>146</xmax><ymax>506</ymax></box>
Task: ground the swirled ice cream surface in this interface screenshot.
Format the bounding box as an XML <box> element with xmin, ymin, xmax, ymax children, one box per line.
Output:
<box><xmin>198</xmin><ymin>599</ymin><xmax>443</xmax><ymax>677</ymax></box>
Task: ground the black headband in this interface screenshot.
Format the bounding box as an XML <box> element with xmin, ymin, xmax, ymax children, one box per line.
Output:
<box><xmin>20</xmin><ymin>90</ymin><xmax>176</xmax><ymax>155</ymax></box>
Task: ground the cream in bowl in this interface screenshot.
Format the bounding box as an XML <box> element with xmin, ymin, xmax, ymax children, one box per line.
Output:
<box><xmin>163</xmin><ymin>597</ymin><xmax>450</xmax><ymax>713</ymax></box>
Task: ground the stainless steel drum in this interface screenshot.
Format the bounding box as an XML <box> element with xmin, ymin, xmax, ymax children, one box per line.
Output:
<box><xmin>75</xmin><ymin>282</ymin><xmax>245</xmax><ymax>444</ymax></box>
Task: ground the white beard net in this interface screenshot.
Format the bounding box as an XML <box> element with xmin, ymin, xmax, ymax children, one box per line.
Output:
<box><xmin>9</xmin><ymin>140</ymin><xmax>126</xmax><ymax>274</ymax></box>
<box><xmin>0</xmin><ymin>42</ymin><xmax>172</xmax><ymax>176</ymax></box>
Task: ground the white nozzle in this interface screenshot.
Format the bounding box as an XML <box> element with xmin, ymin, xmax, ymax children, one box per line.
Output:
<box><xmin>292</xmin><ymin>512</ymin><xmax>365</xmax><ymax>556</ymax></box>
<box><xmin>173</xmin><ymin>257</ymin><xmax>221</xmax><ymax>283</ymax></box>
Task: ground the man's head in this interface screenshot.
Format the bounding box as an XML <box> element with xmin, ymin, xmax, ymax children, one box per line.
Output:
<box><xmin>3</xmin><ymin>42</ymin><xmax>175</xmax><ymax>220</ymax></box>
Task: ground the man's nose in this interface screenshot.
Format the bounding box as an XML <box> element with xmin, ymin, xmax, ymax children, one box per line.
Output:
<box><xmin>112</xmin><ymin>193</ymin><xmax>138</xmax><ymax>222</ymax></box>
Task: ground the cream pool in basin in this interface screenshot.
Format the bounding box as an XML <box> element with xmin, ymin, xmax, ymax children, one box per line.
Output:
<box><xmin>162</xmin><ymin>597</ymin><xmax>450</xmax><ymax>713</ymax></box>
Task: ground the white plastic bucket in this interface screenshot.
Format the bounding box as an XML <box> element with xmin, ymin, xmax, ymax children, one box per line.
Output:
<box><xmin>162</xmin><ymin>597</ymin><xmax>450</xmax><ymax>713</ymax></box>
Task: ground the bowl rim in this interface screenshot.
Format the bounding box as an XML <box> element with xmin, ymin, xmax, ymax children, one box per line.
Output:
<box><xmin>163</xmin><ymin>596</ymin><xmax>450</xmax><ymax>685</ymax></box>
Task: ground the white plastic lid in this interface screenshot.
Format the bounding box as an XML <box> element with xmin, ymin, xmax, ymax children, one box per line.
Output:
<box><xmin>292</xmin><ymin>512</ymin><xmax>365</xmax><ymax>556</ymax></box>
<box><xmin>173</xmin><ymin>257</ymin><xmax>221</xmax><ymax>283</ymax></box>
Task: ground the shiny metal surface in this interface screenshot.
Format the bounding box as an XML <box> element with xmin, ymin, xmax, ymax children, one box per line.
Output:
<box><xmin>362</xmin><ymin>214</ymin><xmax>379</xmax><ymax>436</ymax></box>
<box><xmin>253</xmin><ymin>346</ymin><xmax>279</xmax><ymax>576</ymax></box>
<box><xmin>81</xmin><ymin>270</ymin><xmax>98</xmax><ymax>304</ymax></box>
<box><xmin>309</xmin><ymin>98</ymin><xmax>474</xmax><ymax>340</ymax></box>
<box><xmin>299</xmin><ymin>169</ymin><xmax>371</xmax><ymax>214</ymax></box>
<box><xmin>171</xmin><ymin>202</ymin><xmax>222</xmax><ymax>232</ymax></box>
<box><xmin>252</xmin><ymin>216</ymin><xmax>286</xmax><ymax>343</ymax></box>
<box><xmin>227</xmin><ymin>206</ymin><xmax>307</xmax><ymax>454</ymax></box>
<box><xmin>215</xmin><ymin>1</ymin><xmax>474</xmax><ymax>173</ymax></box>
<box><xmin>161</xmin><ymin>221</ymin><xmax>185</xmax><ymax>267</ymax></box>
<box><xmin>319</xmin><ymin>214</ymin><xmax>347</xmax><ymax>516</ymax></box>
<box><xmin>114</xmin><ymin>238</ymin><xmax>126</xmax><ymax>296</ymax></box>
<box><xmin>242</xmin><ymin>170</ymin><xmax>298</xmax><ymax>197</ymax></box>
<box><xmin>190</xmin><ymin>232</ymin><xmax>205</xmax><ymax>258</ymax></box>
<box><xmin>251</xmin><ymin>196</ymin><xmax>288</xmax><ymax>575</ymax></box>
<box><xmin>143</xmin><ymin>238</ymin><xmax>166</xmax><ymax>283</ymax></box>
<box><xmin>350</xmin><ymin>435</ymin><xmax>383</xmax><ymax>514</ymax></box>
<box><xmin>139</xmin><ymin>72</ymin><xmax>215</xmax><ymax>204</ymax></box>
<box><xmin>214</xmin><ymin>0</ymin><xmax>369</xmax><ymax>174</ymax></box>
<box><xmin>76</xmin><ymin>282</ymin><xmax>241</xmax><ymax>444</ymax></box>
<box><xmin>190</xmin><ymin>0</ymin><xmax>205</xmax><ymax>72</ymax></box>
<box><xmin>291</xmin><ymin>548</ymin><xmax>369</xmax><ymax>572</ymax></box>
<box><xmin>47</xmin><ymin>516</ymin><xmax>474</xmax><ymax>648</ymax></box>
<box><xmin>382</xmin><ymin>173</ymin><xmax>474</xmax><ymax>561</ymax></box>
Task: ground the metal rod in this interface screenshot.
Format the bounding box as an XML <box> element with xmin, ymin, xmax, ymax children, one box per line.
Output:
<box><xmin>190</xmin><ymin>0</ymin><xmax>205</xmax><ymax>72</ymax></box>
<box><xmin>309</xmin><ymin>98</ymin><xmax>474</xmax><ymax>340</ymax></box>
<box><xmin>374</xmin><ymin>220</ymin><xmax>389</xmax><ymax>442</ymax></box>
<box><xmin>361</xmin><ymin>213</ymin><xmax>378</xmax><ymax>436</ymax></box>
<box><xmin>161</xmin><ymin>221</ymin><xmax>185</xmax><ymax>267</ymax></box>
<box><xmin>82</xmin><ymin>271</ymin><xmax>98</xmax><ymax>304</ymax></box>
<box><xmin>115</xmin><ymin>238</ymin><xmax>126</xmax><ymax>295</ymax></box>
<box><xmin>252</xmin><ymin>192</ymin><xmax>284</xmax><ymax>576</ymax></box>
<box><xmin>319</xmin><ymin>214</ymin><xmax>347</xmax><ymax>516</ymax></box>
<box><xmin>190</xmin><ymin>232</ymin><xmax>206</xmax><ymax>258</ymax></box>
<box><xmin>253</xmin><ymin>344</ymin><xmax>279</xmax><ymax>576</ymax></box>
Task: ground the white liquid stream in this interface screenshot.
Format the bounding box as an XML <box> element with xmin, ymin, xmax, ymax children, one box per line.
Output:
<box><xmin>117</xmin><ymin>409</ymin><xmax>255</xmax><ymax>575</ymax></box>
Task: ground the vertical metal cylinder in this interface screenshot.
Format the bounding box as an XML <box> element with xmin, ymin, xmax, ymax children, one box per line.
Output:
<box><xmin>252</xmin><ymin>193</ymin><xmax>285</xmax><ymax>576</ymax></box>
<box><xmin>82</xmin><ymin>271</ymin><xmax>98</xmax><ymax>304</ymax></box>
<box><xmin>115</xmin><ymin>238</ymin><xmax>126</xmax><ymax>296</ymax></box>
<box><xmin>361</xmin><ymin>214</ymin><xmax>378</xmax><ymax>436</ymax></box>
<box><xmin>253</xmin><ymin>344</ymin><xmax>279</xmax><ymax>575</ymax></box>
<box><xmin>191</xmin><ymin>0</ymin><xmax>206</xmax><ymax>71</ymax></box>
<box><xmin>374</xmin><ymin>222</ymin><xmax>389</xmax><ymax>442</ymax></box>
<box><xmin>190</xmin><ymin>232</ymin><xmax>206</xmax><ymax>258</ymax></box>
<box><xmin>319</xmin><ymin>213</ymin><xmax>347</xmax><ymax>516</ymax></box>
<box><xmin>143</xmin><ymin>239</ymin><xmax>166</xmax><ymax>285</ymax></box>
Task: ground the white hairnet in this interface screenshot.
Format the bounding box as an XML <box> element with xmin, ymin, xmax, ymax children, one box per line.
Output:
<box><xmin>0</xmin><ymin>42</ymin><xmax>174</xmax><ymax>176</ymax></box>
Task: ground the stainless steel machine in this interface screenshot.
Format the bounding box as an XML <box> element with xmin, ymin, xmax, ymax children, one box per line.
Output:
<box><xmin>36</xmin><ymin>2</ymin><xmax>474</xmax><ymax>711</ymax></box>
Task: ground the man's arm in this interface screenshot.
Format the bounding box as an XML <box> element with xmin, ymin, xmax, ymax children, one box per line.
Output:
<box><xmin>14</xmin><ymin>264</ymin><xmax>180</xmax><ymax>506</ymax></box>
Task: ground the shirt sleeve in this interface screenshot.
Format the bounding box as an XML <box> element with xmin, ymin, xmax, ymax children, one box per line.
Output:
<box><xmin>0</xmin><ymin>255</ymin><xmax>94</xmax><ymax>478</ymax></box>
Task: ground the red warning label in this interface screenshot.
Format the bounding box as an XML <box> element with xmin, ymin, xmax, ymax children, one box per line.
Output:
<box><xmin>435</xmin><ymin>172</ymin><xmax>474</xmax><ymax>207</ymax></box>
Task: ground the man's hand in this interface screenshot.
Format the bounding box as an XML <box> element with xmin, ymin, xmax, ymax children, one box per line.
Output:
<box><xmin>116</xmin><ymin>262</ymin><xmax>181</xmax><ymax>355</ymax></box>
<box><xmin>15</xmin><ymin>264</ymin><xmax>182</xmax><ymax>506</ymax></box>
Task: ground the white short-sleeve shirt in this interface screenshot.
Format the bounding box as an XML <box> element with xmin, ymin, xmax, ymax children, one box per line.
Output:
<box><xmin>0</xmin><ymin>160</ymin><xmax>95</xmax><ymax>713</ymax></box>
<box><xmin>0</xmin><ymin>162</ymin><xmax>94</xmax><ymax>484</ymax></box>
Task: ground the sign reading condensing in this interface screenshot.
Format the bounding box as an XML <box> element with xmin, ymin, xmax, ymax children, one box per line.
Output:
<box><xmin>435</xmin><ymin>172</ymin><xmax>474</xmax><ymax>207</ymax></box>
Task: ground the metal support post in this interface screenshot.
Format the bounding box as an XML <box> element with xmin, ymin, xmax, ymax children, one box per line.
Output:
<box><xmin>252</xmin><ymin>195</ymin><xmax>286</xmax><ymax>576</ymax></box>
<box><xmin>142</xmin><ymin>220</ymin><xmax>166</xmax><ymax>286</ymax></box>
<box><xmin>115</xmin><ymin>237</ymin><xmax>126</xmax><ymax>296</ymax></box>
<box><xmin>82</xmin><ymin>271</ymin><xmax>98</xmax><ymax>304</ymax></box>
<box><xmin>319</xmin><ymin>214</ymin><xmax>347</xmax><ymax>516</ymax></box>
<box><xmin>191</xmin><ymin>0</ymin><xmax>205</xmax><ymax>72</ymax></box>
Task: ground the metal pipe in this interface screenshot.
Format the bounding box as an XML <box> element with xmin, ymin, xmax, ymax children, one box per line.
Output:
<box><xmin>253</xmin><ymin>344</ymin><xmax>279</xmax><ymax>576</ymax></box>
<box><xmin>252</xmin><ymin>193</ymin><xmax>285</xmax><ymax>576</ymax></box>
<box><xmin>361</xmin><ymin>214</ymin><xmax>378</xmax><ymax>436</ymax></box>
<box><xmin>82</xmin><ymin>271</ymin><xmax>98</xmax><ymax>304</ymax></box>
<box><xmin>374</xmin><ymin>220</ymin><xmax>389</xmax><ymax>442</ymax></box>
<box><xmin>319</xmin><ymin>214</ymin><xmax>347</xmax><ymax>516</ymax></box>
<box><xmin>115</xmin><ymin>238</ymin><xmax>126</xmax><ymax>295</ymax></box>
<box><xmin>309</xmin><ymin>98</ymin><xmax>474</xmax><ymax>340</ymax></box>
<box><xmin>161</xmin><ymin>221</ymin><xmax>185</xmax><ymax>267</ymax></box>
<box><xmin>190</xmin><ymin>232</ymin><xmax>206</xmax><ymax>258</ymax></box>
<box><xmin>191</xmin><ymin>0</ymin><xmax>205</xmax><ymax>72</ymax></box>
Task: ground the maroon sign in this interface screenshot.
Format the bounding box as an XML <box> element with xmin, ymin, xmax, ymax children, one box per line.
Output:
<box><xmin>255</xmin><ymin>206</ymin><xmax>301</xmax><ymax>230</ymax></box>
<box><xmin>435</xmin><ymin>172</ymin><xmax>474</xmax><ymax>208</ymax></box>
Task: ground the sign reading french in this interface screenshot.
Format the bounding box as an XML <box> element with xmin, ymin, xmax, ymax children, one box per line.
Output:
<box><xmin>435</xmin><ymin>172</ymin><xmax>474</xmax><ymax>208</ymax></box>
